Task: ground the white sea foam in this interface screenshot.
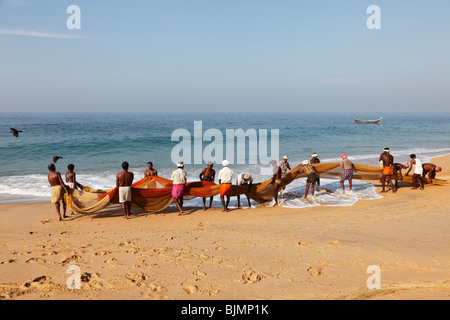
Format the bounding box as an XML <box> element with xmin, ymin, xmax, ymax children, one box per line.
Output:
<box><xmin>276</xmin><ymin>179</ymin><xmax>383</xmax><ymax>209</ymax></box>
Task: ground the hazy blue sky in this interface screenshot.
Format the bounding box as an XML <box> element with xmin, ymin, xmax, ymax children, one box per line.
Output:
<box><xmin>1</xmin><ymin>0</ymin><xmax>449</xmax><ymax>112</ymax></box>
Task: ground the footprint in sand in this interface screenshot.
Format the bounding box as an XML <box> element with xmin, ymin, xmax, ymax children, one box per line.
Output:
<box><xmin>26</xmin><ymin>257</ymin><xmax>46</xmax><ymax>264</ymax></box>
<box><xmin>183</xmin><ymin>284</ymin><xmax>198</xmax><ymax>294</ymax></box>
<box><xmin>95</xmin><ymin>251</ymin><xmax>110</xmax><ymax>256</ymax></box>
<box><xmin>80</xmin><ymin>272</ymin><xmax>103</xmax><ymax>288</ymax></box>
<box><xmin>194</xmin><ymin>270</ymin><xmax>207</xmax><ymax>277</ymax></box>
<box><xmin>0</xmin><ymin>259</ymin><xmax>17</xmax><ymax>264</ymax></box>
<box><xmin>307</xmin><ymin>266</ymin><xmax>322</xmax><ymax>276</ymax></box>
<box><xmin>242</xmin><ymin>270</ymin><xmax>263</xmax><ymax>284</ymax></box>
<box><xmin>125</xmin><ymin>272</ymin><xmax>148</xmax><ymax>283</ymax></box>
<box><xmin>42</xmin><ymin>251</ymin><xmax>58</xmax><ymax>256</ymax></box>
<box><xmin>22</xmin><ymin>276</ymin><xmax>51</xmax><ymax>289</ymax></box>
<box><xmin>61</xmin><ymin>255</ymin><xmax>80</xmax><ymax>264</ymax></box>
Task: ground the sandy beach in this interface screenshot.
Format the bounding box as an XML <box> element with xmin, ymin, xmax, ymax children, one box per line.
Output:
<box><xmin>1</xmin><ymin>155</ymin><xmax>449</xmax><ymax>300</ymax></box>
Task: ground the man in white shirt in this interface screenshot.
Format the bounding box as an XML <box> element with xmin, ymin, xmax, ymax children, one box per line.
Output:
<box><xmin>236</xmin><ymin>172</ymin><xmax>253</xmax><ymax>208</ymax></box>
<box><xmin>218</xmin><ymin>160</ymin><xmax>233</xmax><ymax>212</ymax></box>
<box><xmin>405</xmin><ymin>154</ymin><xmax>424</xmax><ymax>190</ymax></box>
<box><xmin>171</xmin><ymin>161</ymin><xmax>187</xmax><ymax>214</ymax></box>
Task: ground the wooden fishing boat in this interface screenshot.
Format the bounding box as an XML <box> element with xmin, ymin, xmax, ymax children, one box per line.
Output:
<box><xmin>353</xmin><ymin>117</ymin><xmax>382</xmax><ymax>123</ymax></box>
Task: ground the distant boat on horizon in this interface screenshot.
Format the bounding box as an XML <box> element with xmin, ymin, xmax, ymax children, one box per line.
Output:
<box><xmin>353</xmin><ymin>116</ymin><xmax>382</xmax><ymax>124</ymax></box>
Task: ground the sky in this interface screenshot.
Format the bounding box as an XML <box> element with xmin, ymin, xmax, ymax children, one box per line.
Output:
<box><xmin>0</xmin><ymin>0</ymin><xmax>449</xmax><ymax>113</ymax></box>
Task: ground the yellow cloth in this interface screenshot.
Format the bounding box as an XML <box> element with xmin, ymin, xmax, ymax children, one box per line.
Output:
<box><xmin>51</xmin><ymin>185</ymin><xmax>64</xmax><ymax>204</ymax></box>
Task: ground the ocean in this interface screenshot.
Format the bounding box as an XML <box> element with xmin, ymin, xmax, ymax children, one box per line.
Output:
<box><xmin>1</xmin><ymin>112</ymin><xmax>449</xmax><ymax>208</ymax></box>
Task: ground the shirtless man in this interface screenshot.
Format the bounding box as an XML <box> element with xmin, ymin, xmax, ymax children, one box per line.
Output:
<box><xmin>65</xmin><ymin>164</ymin><xmax>83</xmax><ymax>191</ymax></box>
<box><xmin>393</xmin><ymin>162</ymin><xmax>409</xmax><ymax>189</ymax></box>
<box><xmin>116</xmin><ymin>161</ymin><xmax>134</xmax><ymax>220</ymax></box>
<box><xmin>48</xmin><ymin>163</ymin><xmax>69</xmax><ymax>221</ymax></box>
<box><xmin>422</xmin><ymin>163</ymin><xmax>442</xmax><ymax>183</ymax></box>
<box><xmin>379</xmin><ymin>147</ymin><xmax>396</xmax><ymax>193</ymax></box>
<box><xmin>271</xmin><ymin>160</ymin><xmax>282</xmax><ymax>206</ymax></box>
<box><xmin>65</xmin><ymin>164</ymin><xmax>83</xmax><ymax>215</ymax></box>
<box><xmin>144</xmin><ymin>162</ymin><xmax>158</xmax><ymax>177</ymax></box>
<box><xmin>199</xmin><ymin>162</ymin><xmax>215</xmax><ymax>210</ymax></box>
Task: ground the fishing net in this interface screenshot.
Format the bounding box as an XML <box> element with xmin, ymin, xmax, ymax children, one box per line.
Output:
<box><xmin>64</xmin><ymin>162</ymin><xmax>447</xmax><ymax>215</ymax></box>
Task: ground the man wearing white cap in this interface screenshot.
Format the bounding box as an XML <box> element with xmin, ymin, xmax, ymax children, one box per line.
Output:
<box><xmin>218</xmin><ymin>160</ymin><xmax>234</xmax><ymax>212</ymax></box>
<box><xmin>171</xmin><ymin>161</ymin><xmax>187</xmax><ymax>215</ymax></box>
<box><xmin>279</xmin><ymin>155</ymin><xmax>291</xmax><ymax>175</ymax></box>
<box><xmin>236</xmin><ymin>172</ymin><xmax>253</xmax><ymax>208</ymax></box>
<box><xmin>379</xmin><ymin>147</ymin><xmax>396</xmax><ymax>193</ymax></box>
<box><xmin>278</xmin><ymin>155</ymin><xmax>291</xmax><ymax>191</ymax></box>
<box><xmin>340</xmin><ymin>154</ymin><xmax>353</xmax><ymax>193</ymax></box>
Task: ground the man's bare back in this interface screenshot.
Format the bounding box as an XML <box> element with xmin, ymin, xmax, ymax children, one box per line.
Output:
<box><xmin>66</xmin><ymin>171</ymin><xmax>76</xmax><ymax>184</ymax></box>
<box><xmin>48</xmin><ymin>171</ymin><xmax>64</xmax><ymax>187</ymax></box>
<box><xmin>379</xmin><ymin>152</ymin><xmax>394</xmax><ymax>166</ymax></box>
<box><xmin>116</xmin><ymin>170</ymin><xmax>134</xmax><ymax>187</ymax></box>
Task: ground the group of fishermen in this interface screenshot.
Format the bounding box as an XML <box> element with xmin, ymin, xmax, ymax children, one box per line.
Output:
<box><xmin>378</xmin><ymin>147</ymin><xmax>442</xmax><ymax>193</ymax></box>
<box><xmin>47</xmin><ymin>150</ymin><xmax>442</xmax><ymax>221</ymax></box>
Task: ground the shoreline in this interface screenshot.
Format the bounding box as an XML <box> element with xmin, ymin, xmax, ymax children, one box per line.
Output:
<box><xmin>0</xmin><ymin>155</ymin><xmax>449</xmax><ymax>300</ymax></box>
<box><xmin>1</xmin><ymin>151</ymin><xmax>449</xmax><ymax>206</ymax></box>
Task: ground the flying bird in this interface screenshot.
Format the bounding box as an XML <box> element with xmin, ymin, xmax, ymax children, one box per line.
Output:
<box><xmin>53</xmin><ymin>156</ymin><xmax>63</xmax><ymax>163</ymax></box>
<box><xmin>10</xmin><ymin>128</ymin><xmax>22</xmax><ymax>137</ymax></box>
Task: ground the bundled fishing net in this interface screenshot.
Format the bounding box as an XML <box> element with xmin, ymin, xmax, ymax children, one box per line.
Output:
<box><xmin>65</xmin><ymin>162</ymin><xmax>447</xmax><ymax>215</ymax></box>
